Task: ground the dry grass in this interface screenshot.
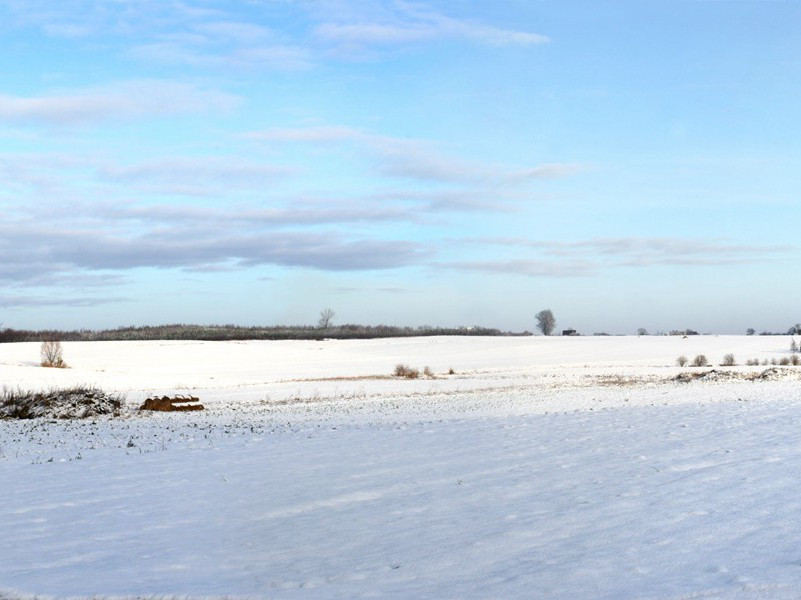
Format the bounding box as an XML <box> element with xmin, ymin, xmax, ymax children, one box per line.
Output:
<box><xmin>1</xmin><ymin>386</ymin><xmax>122</xmax><ymax>419</ymax></box>
<box><xmin>394</xmin><ymin>364</ymin><xmax>420</xmax><ymax>379</ymax></box>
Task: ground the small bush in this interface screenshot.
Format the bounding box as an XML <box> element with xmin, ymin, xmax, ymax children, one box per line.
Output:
<box><xmin>779</xmin><ymin>356</ymin><xmax>790</xmax><ymax>366</ymax></box>
<box><xmin>394</xmin><ymin>364</ymin><xmax>420</xmax><ymax>379</ymax></box>
<box><xmin>692</xmin><ymin>354</ymin><xmax>708</xmax><ymax>367</ymax></box>
<box><xmin>791</xmin><ymin>354</ymin><xmax>801</xmax><ymax>366</ymax></box>
<box><xmin>676</xmin><ymin>355</ymin><xmax>688</xmax><ymax>367</ymax></box>
<box><xmin>746</xmin><ymin>358</ymin><xmax>760</xmax><ymax>366</ymax></box>
<box><xmin>40</xmin><ymin>340</ymin><xmax>66</xmax><ymax>368</ymax></box>
<box><xmin>423</xmin><ymin>366</ymin><xmax>435</xmax><ymax>378</ymax></box>
<box><xmin>721</xmin><ymin>354</ymin><xmax>736</xmax><ymax>367</ymax></box>
<box><xmin>448</xmin><ymin>368</ymin><xmax>455</xmax><ymax>375</ymax></box>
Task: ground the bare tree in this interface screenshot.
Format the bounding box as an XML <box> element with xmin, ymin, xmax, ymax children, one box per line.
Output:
<box><xmin>318</xmin><ymin>308</ymin><xmax>335</xmax><ymax>329</ymax></box>
<box><xmin>535</xmin><ymin>309</ymin><xmax>556</xmax><ymax>336</ymax></box>
<box><xmin>40</xmin><ymin>340</ymin><xmax>65</xmax><ymax>368</ymax></box>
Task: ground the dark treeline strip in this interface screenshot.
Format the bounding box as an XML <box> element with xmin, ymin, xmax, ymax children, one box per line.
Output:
<box><xmin>0</xmin><ymin>323</ymin><xmax>525</xmax><ymax>343</ymax></box>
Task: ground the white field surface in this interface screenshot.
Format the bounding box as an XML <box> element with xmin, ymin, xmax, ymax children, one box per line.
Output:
<box><xmin>3</xmin><ymin>335</ymin><xmax>801</xmax><ymax>599</ymax></box>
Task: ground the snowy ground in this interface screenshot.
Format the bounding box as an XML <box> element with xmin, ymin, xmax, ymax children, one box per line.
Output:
<box><xmin>2</xmin><ymin>335</ymin><xmax>801</xmax><ymax>599</ymax></box>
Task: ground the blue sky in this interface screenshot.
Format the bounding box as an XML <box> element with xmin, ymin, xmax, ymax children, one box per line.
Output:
<box><xmin>1</xmin><ymin>0</ymin><xmax>799</xmax><ymax>334</ymax></box>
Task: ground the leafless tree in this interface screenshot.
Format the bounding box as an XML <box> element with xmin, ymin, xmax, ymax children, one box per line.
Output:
<box><xmin>40</xmin><ymin>340</ymin><xmax>65</xmax><ymax>368</ymax></box>
<box><xmin>535</xmin><ymin>309</ymin><xmax>555</xmax><ymax>336</ymax></box>
<box><xmin>318</xmin><ymin>308</ymin><xmax>335</xmax><ymax>329</ymax></box>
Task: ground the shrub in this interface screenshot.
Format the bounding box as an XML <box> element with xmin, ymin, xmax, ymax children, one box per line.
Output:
<box><xmin>746</xmin><ymin>358</ymin><xmax>760</xmax><ymax>366</ymax></box>
<box><xmin>448</xmin><ymin>368</ymin><xmax>455</xmax><ymax>375</ymax></box>
<box><xmin>423</xmin><ymin>366</ymin><xmax>435</xmax><ymax>378</ymax></box>
<box><xmin>692</xmin><ymin>354</ymin><xmax>708</xmax><ymax>367</ymax></box>
<box><xmin>779</xmin><ymin>357</ymin><xmax>791</xmax><ymax>366</ymax></box>
<box><xmin>40</xmin><ymin>340</ymin><xmax>66</xmax><ymax>368</ymax></box>
<box><xmin>792</xmin><ymin>354</ymin><xmax>801</xmax><ymax>366</ymax></box>
<box><xmin>676</xmin><ymin>355</ymin><xmax>688</xmax><ymax>367</ymax></box>
<box><xmin>721</xmin><ymin>354</ymin><xmax>736</xmax><ymax>367</ymax></box>
<box><xmin>394</xmin><ymin>364</ymin><xmax>420</xmax><ymax>379</ymax></box>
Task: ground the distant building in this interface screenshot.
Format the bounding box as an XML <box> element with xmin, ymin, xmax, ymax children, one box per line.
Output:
<box><xmin>562</xmin><ymin>329</ymin><xmax>578</xmax><ymax>336</ymax></box>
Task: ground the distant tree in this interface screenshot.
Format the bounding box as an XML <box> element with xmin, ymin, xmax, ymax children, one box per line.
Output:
<box><xmin>535</xmin><ymin>309</ymin><xmax>556</xmax><ymax>336</ymax></box>
<box><xmin>318</xmin><ymin>308</ymin><xmax>335</xmax><ymax>329</ymax></box>
<box><xmin>746</xmin><ymin>328</ymin><xmax>755</xmax><ymax>336</ymax></box>
<box><xmin>791</xmin><ymin>338</ymin><xmax>799</xmax><ymax>353</ymax></box>
<box><xmin>40</xmin><ymin>340</ymin><xmax>65</xmax><ymax>368</ymax></box>
<box><xmin>637</xmin><ymin>327</ymin><xmax>648</xmax><ymax>336</ymax></box>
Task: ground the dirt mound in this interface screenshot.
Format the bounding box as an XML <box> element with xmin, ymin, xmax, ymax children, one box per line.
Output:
<box><xmin>0</xmin><ymin>387</ymin><xmax>123</xmax><ymax>419</ymax></box>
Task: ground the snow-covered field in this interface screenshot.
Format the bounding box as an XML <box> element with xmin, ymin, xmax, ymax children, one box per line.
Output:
<box><xmin>3</xmin><ymin>335</ymin><xmax>801</xmax><ymax>599</ymax></box>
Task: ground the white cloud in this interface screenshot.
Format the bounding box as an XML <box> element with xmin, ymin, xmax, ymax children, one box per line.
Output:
<box><xmin>247</xmin><ymin>125</ymin><xmax>581</xmax><ymax>185</ymax></box>
<box><xmin>445</xmin><ymin>259</ymin><xmax>596</xmax><ymax>278</ymax></box>
<box><xmin>463</xmin><ymin>237</ymin><xmax>795</xmax><ymax>269</ymax></box>
<box><xmin>99</xmin><ymin>157</ymin><xmax>297</xmax><ymax>195</ymax></box>
<box><xmin>313</xmin><ymin>2</ymin><xmax>548</xmax><ymax>51</ymax></box>
<box><xmin>0</xmin><ymin>81</ymin><xmax>241</xmax><ymax>126</ymax></box>
<box><xmin>0</xmin><ymin>222</ymin><xmax>430</xmax><ymax>281</ymax></box>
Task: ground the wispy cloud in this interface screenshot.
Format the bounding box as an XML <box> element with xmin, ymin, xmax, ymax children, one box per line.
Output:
<box><xmin>247</xmin><ymin>125</ymin><xmax>582</xmax><ymax>185</ymax></box>
<box><xmin>98</xmin><ymin>157</ymin><xmax>297</xmax><ymax>196</ymax></box>
<box><xmin>0</xmin><ymin>81</ymin><xmax>240</xmax><ymax>126</ymax></box>
<box><xmin>459</xmin><ymin>236</ymin><xmax>795</xmax><ymax>271</ymax></box>
<box><xmin>313</xmin><ymin>1</ymin><xmax>549</xmax><ymax>55</ymax></box>
<box><xmin>96</xmin><ymin>199</ymin><xmax>423</xmax><ymax>227</ymax></box>
<box><xmin>4</xmin><ymin>1</ymin><xmax>547</xmax><ymax>69</ymax></box>
<box><xmin>445</xmin><ymin>258</ymin><xmax>597</xmax><ymax>278</ymax></box>
<box><xmin>0</xmin><ymin>293</ymin><xmax>128</xmax><ymax>309</ymax></box>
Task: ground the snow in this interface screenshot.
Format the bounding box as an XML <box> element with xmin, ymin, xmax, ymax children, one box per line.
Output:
<box><xmin>2</xmin><ymin>335</ymin><xmax>801</xmax><ymax>599</ymax></box>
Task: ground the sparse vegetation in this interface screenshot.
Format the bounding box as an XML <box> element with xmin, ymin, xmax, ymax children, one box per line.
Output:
<box><xmin>423</xmin><ymin>366</ymin><xmax>435</xmax><ymax>378</ymax></box>
<box><xmin>394</xmin><ymin>364</ymin><xmax>420</xmax><ymax>379</ymax></box>
<box><xmin>692</xmin><ymin>355</ymin><xmax>709</xmax><ymax>367</ymax></box>
<box><xmin>721</xmin><ymin>354</ymin><xmax>736</xmax><ymax>367</ymax></box>
<box><xmin>40</xmin><ymin>340</ymin><xmax>66</xmax><ymax>368</ymax></box>
<box><xmin>1</xmin><ymin>386</ymin><xmax>122</xmax><ymax>419</ymax></box>
<box><xmin>677</xmin><ymin>355</ymin><xmax>688</xmax><ymax>367</ymax></box>
<box><xmin>318</xmin><ymin>308</ymin><xmax>335</xmax><ymax>330</ymax></box>
<box><xmin>0</xmin><ymin>323</ymin><xmax>515</xmax><ymax>343</ymax></box>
